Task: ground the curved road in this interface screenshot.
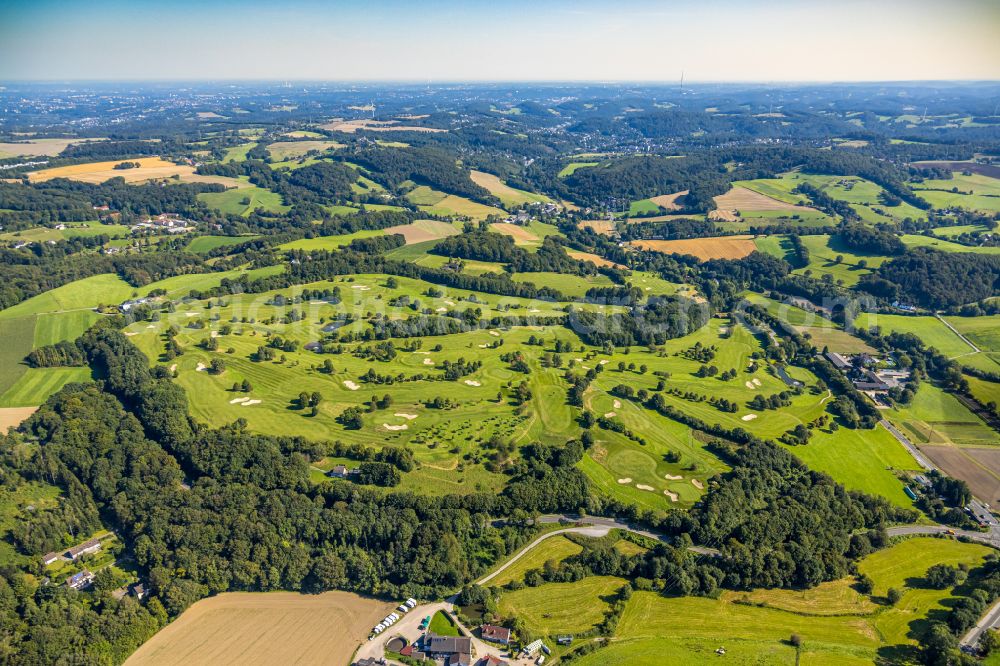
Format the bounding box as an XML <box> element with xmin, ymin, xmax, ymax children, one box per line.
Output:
<box><xmin>886</xmin><ymin>524</ymin><xmax>1000</xmax><ymax>548</ymax></box>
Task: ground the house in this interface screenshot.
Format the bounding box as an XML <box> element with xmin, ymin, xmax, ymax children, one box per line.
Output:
<box><xmin>480</xmin><ymin>624</ymin><xmax>511</xmax><ymax>645</ymax></box>
<box><xmin>424</xmin><ymin>633</ymin><xmax>472</xmax><ymax>666</ymax></box>
<box><xmin>130</xmin><ymin>583</ymin><xmax>147</xmax><ymax>600</ymax></box>
<box><xmin>353</xmin><ymin>659</ymin><xmax>385</xmax><ymax>666</ymax></box>
<box><xmin>42</xmin><ymin>552</ymin><xmax>61</xmax><ymax>566</ymax></box>
<box><xmin>327</xmin><ymin>465</ymin><xmax>358</xmax><ymax>479</ymax></box>
<box><xmin>119</xmin><ymin>298</ymin><xmax>151</xmax><ymax>313</ymax></box>
<box><xmin>67</xmin><ymin>538</ymin><xmax>102</xmax><ymax>560</ymax></box>
<box><xmin>477</xmin><ymin>657</ymin><xmax>509</xmax><ymax>666</ymax></box>
<box><xmin>66</xmin><ymin>569</ymin><xmax>94</xmax><ymax>590</ymax></box>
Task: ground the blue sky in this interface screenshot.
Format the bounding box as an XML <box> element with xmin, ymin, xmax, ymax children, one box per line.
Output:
<box><xmin>1</xmin><ymin>0</ymin><xmax>998</xmax><ymax>81</ymax></box>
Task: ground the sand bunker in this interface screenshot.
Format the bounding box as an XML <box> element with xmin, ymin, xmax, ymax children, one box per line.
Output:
<box><xmin>229</xmin><ymin>397</ymin><xmax>249</xmax><ymax>404</ymax></box>
<box><xmin>394</xmin><ymin>413</ymin><xmax>418</xmax><ymax>420</ymax></box>
<box><xmin>613</xmin><ymin>400</ymin><xmax>621</xmax><ymax>409</ymax></box>
<box><xmin>478</xmin><ymin>344</ymin><xmax>489</xmax><ymax>348</ymax></box>
<box><xmin>464</xmin><ymin>380</ymin><xmax>482</xmax><ymax>387</ymax></box>
<box><xmin>529</xmin><ymin>308</ymin><xmax>540</xmax><ymax>313</ymax></box>
<box><xmin>752</xmin><ymin>377</ymin><xmax>762</xmax><ymax>386</ymax></box>
<box><xmin>664</xmin><ymin>490</ymin><xmax>679</xmax><ymax>502</ymax></box>
<box><xmin>383</xmin><ymin>424</ymin><xmax>408</xmax><ymax>431</ymax></box>
<box><xmin>742</xmin><ymin>414</ymin><xmax>758</xmax><ymax>421</ymax></box>
<box><xmin>423</xmin><ymin>358</ymin><xmax>434</xmax><ymax>365</ymax></box>
<box><xmin>146</xmin><ymin>324</ymin><xmax>155</xmax><ymax>329</ymax></box>
<box><xmin>169</xmin><ymin>364</ymin><xmax>177</xmax><ymax>373</ymax></box>
<box><xmin>617</xmin><ymin>478</ymin><xmax>633</xmax><ymax>484</ymax></box>
<box><xmin>350</xmin><ymin>285</ymin><xmax>371</xmax><ymax>290</ymax></box>
<box><xmin>691</xmin><ymin>479</ymin><xmax>704</xmax><ymax>490</ymax></box>
<box><xmin>599</xmin><ymin>360</ymin><xmax>609</xmax><ymax>365</ymax></box>
<box><xmin>196</xmin><ymin>363</ymin><xmax>206</xmax><ymax>372</ymax></box>
<box><xmin>664</xmin><ymin>474</ymin><xmax>683</xmax><ymax>480</ymax></box>
<box><xmin>489</xmin><ymin>331</ymin><xmax>501</xmax><ymax>337</ymax></box>
<box><xmin>124</xmin><ymin>331</ymin><xmax>138</xmax><ymax>336</ymax></box>
<box><xmin>636</xmin><ymin>484</ymin><xmax>654</xmax><ymax>491</ymax></box>
<box><xmin>745</xmin><ymin>381</ymin><xmax>755</xmax><ymax>389</ymax></box>
<box><xmin>186</xmin><ymin>312</ymin><xmax>198</xmax><ymax>317</ymax></box>
<box><xmin>241</xmin><ymin>399</ymin><xmax>261</xmax><ymax>406</ymax></box>
<box><xmin>343</xmin><ymin>380</ymin><xmax>360</xmax><ymax>390</ymax></box>
<box><xmin>444</xmin><ymin>300</ymin><xmax>455</xmax><ymax>306</ymax></box>
<box><xmin>604</xmin><ymin>411</ymin><xmax>616</xmax><ymax>418</ymax></box>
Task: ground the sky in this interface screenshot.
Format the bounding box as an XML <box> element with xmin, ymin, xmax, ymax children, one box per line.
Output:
<box><xmin>1</xmin><ymin>0</ymin><xmax>999</xmax><ymax>82</ymax></box>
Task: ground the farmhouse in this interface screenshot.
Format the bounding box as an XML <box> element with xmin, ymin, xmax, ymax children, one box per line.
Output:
<box><xmin>42</xmin><ymin>552</ymin><xmax>61</xmax><ymax>566</ymax></box>
<box><xmin>66</xmin><ymin>569</ymin><xmax>95</xmax><ymax>590</ymax></box>
<box><xmin>479</xmin><ymin>624</ymin><xmax>511</xmax><ymax>645</ymax></box>
<box><xmin>423</xmin><ymin>633</ymin><xmax>472</xmax><ymax>666</ymax></box>
<box><xmin>130</xmin><ymin>582</ymin><xmax>147</xmax><ymax>600</ymax></box>
<box><xmin>327</xmin><ymin>465</ymin><xmax>359</xmax><ymax>479</ymax></box>
<box><xmin>825</xmin><ymin>351</ymin><xmax>851</xmax><ymax>370</ymax></box>
<box><xmin>67</xmin><ymin>538</ymin><xmax>102</xmax><ymax>560</ymax></box>
<box><xmin>477</xmin><ymin>657</ymin><xmax>509</xmax><ymax>666</ymax></box>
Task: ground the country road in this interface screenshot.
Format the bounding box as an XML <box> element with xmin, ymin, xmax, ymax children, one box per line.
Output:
<box><xmin>937</xmin><ymin>314</ymin><xmax>980</xmax><ymax>354</ymax></box>
<box><xmin>879</xmin><ymin>419</ymin><xmax>935</xmax><ymax>471</ymax></box>
<box><xmin>963</xmin><ymin>599</ymin><xmax>1000</xmax><ymax>648</ymax></box>
<box><xmin>885</xmin><ymin>524</ymin><xmax>1000</xmax><ymax>548</ymax></box>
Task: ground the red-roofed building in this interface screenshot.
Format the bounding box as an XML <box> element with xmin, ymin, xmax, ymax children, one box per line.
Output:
<box><xmin>480</xmin><ymin>624</ymin><xmax>511</xmax><ymax>645</ymax></box>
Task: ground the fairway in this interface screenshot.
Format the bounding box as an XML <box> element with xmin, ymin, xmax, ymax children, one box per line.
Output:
<box><xmin>124</xmin><ymin>591</ymin><xmax>392</xmax><ymax>666</ymax></box>
<box><xmin>0</xmin><ymin>274</ymin><xmax>135</xmax><ymax>320</ymax></box>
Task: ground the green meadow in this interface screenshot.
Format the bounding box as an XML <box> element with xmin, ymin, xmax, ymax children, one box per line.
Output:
<box><xmin>854</xmin><ymin>314</ymin><xmax>974</xmax><ymax>358</ymax></box>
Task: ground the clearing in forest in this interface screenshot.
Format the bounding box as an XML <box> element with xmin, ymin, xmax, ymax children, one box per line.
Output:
<box><xmin>713</xmin><ymin>186</ymin><xmax>818</xmax><ymax>213</ymax></box>
<box><xmin>384</xmin><ymin>220</ymin><xmax>460</xmax><ymax>244</ymax></box>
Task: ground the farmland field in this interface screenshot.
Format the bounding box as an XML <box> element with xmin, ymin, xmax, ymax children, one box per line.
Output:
<box><xmin>384</xmin><ymin>219</ymin><xmax>460</xmax><ymax>244</ymax></box>
<box><xmin>0</xmin><ymin>367</ymin><xmax>94</xmax><ymax>408</ymax></box>
<box><xmin>198</xmin><ymin>178</ymin><xmax>289</xmax><ymax>216</ymax></box>
<box><xmin>124</xmin><ymin>591</ymin><xmax>392</xmax><ymax>666</ymax></box>
<box><xmin>912</xmin><ymin>172</ymin><xmax>1000</xmax><ymax>213</ymax></box>
<box><xmin>900</xmin><ymin>234</ymin><xmax>1000</xmax><ymax>255</ymax></box>
<box><xmin>0</xmin><ymin>317</ymin><xmax>43</xmax><ymax>397</ymax></box>
<box><xmin>0</xmin><ymin>137</ymin><xmax>106</xmax><ymax>158</ymax></box>
<box><xmin>922</xmin><ymin>446</ymin><xmax>1000</xmax><ymax>502</ymax></box>
<box><xmin>186</xmin><ymin>235</ymin><xmax>260</xmax><ymax>253</ymax></box>
<box><xmin>0</xmin><ymin>274</ymin><xmax>134</xmax><ymax>319</ymax></box>
<box><xmin>470</xmin><ymin>170</ymin><xmax>551</xmax><ymax>208</ymax></box>
<box><xmin>944</xmin><ymin>314</ymin><xmax>1000</xmax><ymax>351</ymax></box>
<box><xmin>887</xmin><ymin>383</ymin><xmax>999</xmax><ymax>448</ymax></box>
<box><xmin>627</xmin><ymin>235</ymin><xmax>757</xmax><ymax>260</ymax></box>
<box><xmin>27</xmin><ymin>157</ymin><xmax>195</xmax><ymax>184</ymax></box>
<box><xmin>558</xmin><ymin>161</ymin><xmax>598</xmax><ymax>178</ymax></box>
<box><xmin>854</xmin><ymin>314</ymin><xmax>974</xmax><ymax>358</ymax></box>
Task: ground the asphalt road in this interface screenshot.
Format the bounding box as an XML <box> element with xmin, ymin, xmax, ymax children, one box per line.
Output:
<box><xmin>962</xmin><ymin>599</ymin><xmax>1000</xmax><ymax>648</ymax></box>
<box><xmin>879</xmin><ymin>419</ymin><xmax>935</xmax><ymax>471</ymax></box>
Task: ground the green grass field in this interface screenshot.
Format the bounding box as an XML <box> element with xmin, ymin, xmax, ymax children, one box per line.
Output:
<box><xmin>887</xmin><ymin>383</ymin><xmax>998</xmax><ymax>448</ymax></box>
<box><xmin>222</xmin><ymin>142</ymin><xmax>256</xmax><ymax>162</ymax></box>
<box><xmin>487</xmin><ymin>535</ymin><xmax>583</xmax><ymax>587</ymax></box>
<box><xmin>900</xmin><ymin>234</ymin><xmax>1000</xmax><ymax>255</ymax></box>
<box><xmin>912</xmin><ymin>172</ymin><xmax>1000</xmax><ymax>213</ymax></box>
<box><xmin>198</xmin><ymin>178</ymin><xmax>289</xmax><ymax>216</ymax></box>
<box><xmin>186</xmin><ymin>235</ymin><xmax>260</xmax><ymax>253</ymax></box>
<box><xmin>558</xmin><ymin>162</ymin><xmax>598</xmax><ymax>178</ymax></box>
<box><xmin>854</xmin><ymin>314</ymin><xmax>975</xmax><ymax>358</ymax></box>
<box><xmin>497</xmin><ymin>576</ymin><xmax>626</xmax><ymax>635</ymax></box>
<box><xmin>944</xmin><ymin>315</ymin><xmax>1000</xmax><ymax>352</ymax></box>
<box><xmin>470</xmin><ymin>170</ymin><xmax>551</xmax><ymax>209</ymax></box>
<box><xmin>0</xmin><ymin>221</ymin><xmax>129</xmax><ymax>244</ymax></box>
<box><xmin>793</xmin><ymin>235</ymin><xmax>890</xmax><ymax>286</ymax></box>
<box><xmin>568</xmin><ymin>537</ymin><xmax>990</xmax><ymax>666</ymax></box>
<box><xmin>0</xmin><ymin>274</ymin><xmax>135</xmax><ymax>320</ymax></box>
<box><xmin>0</xmin><ymin>367</ymin><xmax>94</xmax><ymax>408</ymax></box>
<box><xmin>427</xmin><ymin>611</ymin><xmax>460</xmax><ymax>637</ymax></box>
<box><xmin>627</xmin><ymin>198</ymin><xmax>662</xmax><ymax>216</ymax></box>
<box><xmin>510</xmin><ymin>271</ymin><xmax>614</xmax><ymax>298</ymax></box>
<box><xmin>277</xmin><ymin>231</ymin><xmax>385</xmax><ymax>251</ymax></box>
<box><xmin>0</xmin><ymin>317</ymin><xmax>36</xmax><ymax>398</ymax></box>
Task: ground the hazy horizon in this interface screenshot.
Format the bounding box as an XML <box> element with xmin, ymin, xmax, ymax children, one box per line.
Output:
<box><xmin>2</xmin><ymin>0</ymin><xmax>999</xmax><ymax>83</ymax></box>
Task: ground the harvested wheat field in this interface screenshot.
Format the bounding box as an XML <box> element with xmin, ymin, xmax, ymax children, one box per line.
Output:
<box><xmin>490</xmin><ymin>223</ymin><xmax>540</xmax><ymax>244</ymax></box>
<box><xmin>320</xmin><ymin>118</ymin><xmax>446</xmax><ymax>133</ymax></box>
<box><xmin>648</xmin><ymin>190</ymin><xmax>688</xmax><ymax>210</ymax></box>
<box><xmin>708</xmin><ymin>209</ymin><xmax>739</xmax><ymax>222</ymax></box>
<box><xmin>28</xmin><ymin>157</ymin><xmax>195</xmax><ymax>184</ymax></box>
<box><xmin>177</xmin><ymin>174</ymin><xmax>251</xmax><ymax>189</ymax></box>
<box><xmin>713</xmin><ymin>186</ymin><xmax>817</xmax><ymax>213</ymax></box>
<box><xmin>385</xmin><ymin>219</ymin><xmax>459</xmax><ymax>244</ymax></box>
<box><xmin>629</xmin><ymin>235</ymin><xmax>757</xmax><ymax>261</ymax></box>
<box><xmin>125</xmin><ymin>591</ymin><xmax>392</xmax><ymax>666</ymax></box>
<box><xmin>578</xmin><ymin>219</ymin><xmax>616</xmax><ymax>235</ymax></box>
<box><xmin>0</xmin><ymin>407</ymin><xmax>37</xmax><ymax>432</ymax></box>
<box><xmin>922</xmin><ymin>446</ymin><xmax>1000</xmax><ymax>503</ymax></box>
<box><xmin>568</xmin><ymin>251</ymin><xmax>624</xmax><ymax>269</ymax></box>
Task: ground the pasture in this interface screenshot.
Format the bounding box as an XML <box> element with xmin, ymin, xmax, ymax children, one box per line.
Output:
<box><xmin>265</xmin><ymin>140</ymin><xmax>344</xmax><ymax>161</ymax></box>
<box><xmin>406</xmin><ymin>186</ymin><xmax>505</xmax><ymax>220</ymax></box>
<box><xmin>792</xmin><ymin>234</ymin><xmax>890</xmax><ymax>286</ymax></box>
<box><xmin>569</xmin><ymin>537</ymin><xmax>991</xmax><ymax>665</ymax></box>
<box><xmin>558</xmin><ymin>161</ymin><xmax>598</xmax><ymax>178</ymax></box>
<box><xmin>944</xmin><ymin>314</ymin><xmax>1000</xmax><ymax>352</ymax></box>
<box><xmin>900</xmin><ymin>234</ymin><xmax>1000</xmax><ymax>255</ymax></box>
<box><xmin>887</xmin><ymin>383</ymin><xmax>998</xmax><ymax>448</ymax></box>
<box><xmin>486</xmin><ymin>535</ymin><xmax>584</xmax><ymax>587</ymax></box>
<box><xmin>0</xmin><ymin>221</ymin><xmax>129</xmax><ymax>244</ymax></box>
<box><xmin>628</xmin><ymin>235</ymin><xmax>757</xmax><ymax>261</ymax></box>
<box><xmin>186</xmin><ymin>235</ymin><xmax>260</xmax><ymax>253</ymax></box>
<box><xmin>0</xmin><ymin>318</ymin><xmax>34</xmax><ymax>399</ymax></box>
<box><xmin>854</xmin><ymin>314</ymin><xmax>974</xmax><ymax>358</ymax></box>
<box><xmin>0</xmin><ymin>274</ymin><xmax>135</xmax><ymax>320</ymax></box>
<box><xmin>470</xmin><ymin>170</ymin><xmax>551</xmax><ymax>208</ymax></box>
<box><xmin>385</xmin><ymin>220</ymin><xmax>461</xmax><ymax>244</ymax></box>
<box><xmin>123</xmin><ymin>591</ymin><xmax>392</xmax><ymax>666</ymax></box>
<box><xmin>27</xmin><ymin>157</ymin><xmax>195</xmax><ymax>184</ymax></box>
<box><xmin>222</xmin><ymin>142</ymin><xmax>257</xmax><ymax>162</ymax></box>
<box><xmin>912</xmin><ymin>172</ymin><xmax>1000</xmax><ymax>213</ymax></box>
<box><xmin>497</xmin><ymin>576</ymin><xmax>627</xmax><ymax>636</ymax></box>
<box><xmin>198</xmin><ymin>178</ymin><xmax>289</xmax><ymax>216</ymax></box>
